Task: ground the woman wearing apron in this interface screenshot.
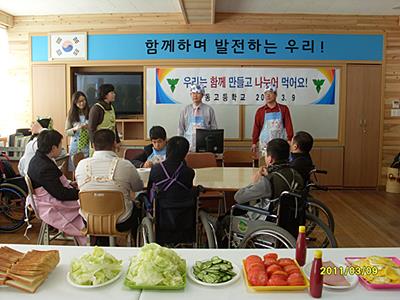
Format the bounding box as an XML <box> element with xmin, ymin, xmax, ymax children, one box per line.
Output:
<box><xmin>65</xmin><ymin>91</ymin><xmax>90</xmax><ymax>171</ymax></box>
<box><xmin>251</xmin><ymin>83</ymin><xmax>294</xmax><ymax>157</ymax></box>
<box><xmin>88</xmin><ymin>84</ymin><xmax>121</xmax><ymax>154</ymax></box>
<box><xmin>178</xmin><ymin>84</ymin><xmax>218</xmax><ymax>152</ymax></box>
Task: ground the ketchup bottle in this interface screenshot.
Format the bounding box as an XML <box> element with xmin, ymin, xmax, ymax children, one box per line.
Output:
<box><xmin>295</xmin><ymin>225</ymin><xmax>307</xmax><ymax>266</ymax></box>
<box><xmin>310</xmin><ymin>250</ymin><xmax>323</xmax><ymax>298</ymax></box>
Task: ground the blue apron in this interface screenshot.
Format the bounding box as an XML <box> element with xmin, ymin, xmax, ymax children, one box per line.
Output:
<box><xmin>185</xmin><ymin>107</ymin><xmax>205</xmax><ymax>152</ymax></box>
<box><xmin>259</xmin><ymin>107</ymin><xmax>286</xmax><ymax>156</ymax></box>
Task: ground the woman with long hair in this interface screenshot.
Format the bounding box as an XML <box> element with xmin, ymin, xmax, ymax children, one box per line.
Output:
<box><xmin>65</xmin><ymin>91</ymin><xmax>90</xmax><ymax>171</ymax></box>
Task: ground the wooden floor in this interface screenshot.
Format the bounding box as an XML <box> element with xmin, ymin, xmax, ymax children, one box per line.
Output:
<box><xmin>0</xmin><ymin>190</ymin><xmax>399</xmax><ymax>247</ymax></box>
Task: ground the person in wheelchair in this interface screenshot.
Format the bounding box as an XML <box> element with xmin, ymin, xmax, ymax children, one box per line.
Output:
<box><xmin>75</xmin><ymin>129</ymin><xmax>144</xmax><ymax>246</ymax></box>
<box><xmin>289</xmin><ymin>131</ymin><xmax>315</xmax><ymax>184</ymax></box>
<box><xmin>146</xmin><ymin>136</ymin><xmax>196</xmax><ymax>246</ymax></box>
<box><xmin>27</xmin><ymin>130</ymin><xmax>86</xmax><ymax>245</ymax></box>
<box><xmin>217</xmin><ymin>138</ymin><xmax>304</xmax><ymax>247</ymax></box>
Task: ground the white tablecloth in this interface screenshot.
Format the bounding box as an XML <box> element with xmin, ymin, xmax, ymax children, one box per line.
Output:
<box><xmin>1</xmin><ymin>245</ymin><xmax>399</xmax><ymax>299</ymax></box>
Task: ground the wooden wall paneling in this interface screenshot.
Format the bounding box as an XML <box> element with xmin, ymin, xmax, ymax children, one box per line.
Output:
<box><xmin>32</xmin><ymin>64</ymin><xmax>67</xmax><ymax>143</ymax></box>
<box><xmin>344</xmin><ymin>65</ymin><xmax>365</xmax><ymax>186</ymax></box>
<box><xmin>344</xmin><ymin>65</ymin><xmax>382</xmax><ymax>187</ymax></box>
<box><xmin>361</xmin><ymin>65</ymin><xmax>382</xmax><ymax>187</ymax></box>
<box><xmin>318</xmin><ymin>147</ymin><xmax>344</xmax><ymax>187</ymax></box>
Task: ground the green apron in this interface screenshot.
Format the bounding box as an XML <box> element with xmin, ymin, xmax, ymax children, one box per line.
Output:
<box><xmin>90</xmin><ymin>103</ymin><xmax>116</xmax><ymax>156</ymax></box>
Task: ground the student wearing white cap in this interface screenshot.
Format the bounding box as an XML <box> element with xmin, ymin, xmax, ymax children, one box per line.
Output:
<box><xmin>178</xmin><ymin>84</ymin><xmax>218</xmax><ymax>151</ymax></box>
<box><xmin>251</xmin><ymin>83</ymin><xmax>294</xmax><ymax>154</ymax></box>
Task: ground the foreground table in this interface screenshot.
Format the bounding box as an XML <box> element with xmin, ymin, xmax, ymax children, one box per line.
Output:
<box><xmin>1</xmin><ymin>244</ymin><xmax>399</xmax><ymax>300</ymax></box>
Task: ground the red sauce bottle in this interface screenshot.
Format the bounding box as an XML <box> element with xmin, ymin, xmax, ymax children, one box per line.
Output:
<box><xmin>295</xmin><ymin>225</ymin><xmax>307</xmax><ymax>266</ymax></box>
<box><xmin>310</xmin><ymin>250</ymin><xmax>323</xmax><ymax>298</ymax></box>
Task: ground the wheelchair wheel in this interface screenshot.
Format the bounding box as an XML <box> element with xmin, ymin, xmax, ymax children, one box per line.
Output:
<box><xmin>0</xmin><ymin>182</ymin><xmax>29</xmax><ymax>232</ymax></box>
<box><xmin>305</xmin><ymin>212</ymin><xmax>338</xmax><ymax>248</ymax></box>
<box><xmin>197</xmin><ymin>210</ymin><xmax>217</xmax><ymax>248</ymax></box>
<box><xmin>136</xmin><ymin>217</ymin><xmax>155</xmax><ymax>246</ymax></box>
<box><xmin>307</xmin><ymin>197</ymin><xmax>335</xmax><ymax>233</ymax></box>
<box><xmin>238</xmin><ymin>224</ymin><xmax>296</xmax><ymax>249</ymax></box>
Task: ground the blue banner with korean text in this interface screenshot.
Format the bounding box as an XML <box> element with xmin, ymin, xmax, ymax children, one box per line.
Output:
<box><xmin>31</xmin><ymin>33</ymin><xmax>383</xmax><ymax>62</ymax></box>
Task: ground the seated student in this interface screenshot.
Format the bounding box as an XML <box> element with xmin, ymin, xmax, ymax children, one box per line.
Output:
<box><xmin>289</xmin><ymin>131</ymin><xmax>315</xmax><ymax>184</ymax></box>
<box><xmin>216</xmin><ymin>138</ymin><xmax>304</xmax><ymax>247</ymax></box>
<box><xmin>75</xmin><ymin>129</ymin><xmax>144</xmax><ymax>245</ymax></box>
<box><xmin>18</xmin><ymin>117</ymin><xmax>52</xmax><ymax>177</ymax></box>
<box><xmin>146</xmin><ymin>136</ymin><xmax>195</xmax><ymax>245</ymax></box>
<box><xmin>131</xmin><ymin>126</ymin><xmax>167</xmax><ymax>168</ymax></box>
<box><xmin>27</xmin><ymin>130</ymin><xmax>86</xmax><ymax>245</ymax></box>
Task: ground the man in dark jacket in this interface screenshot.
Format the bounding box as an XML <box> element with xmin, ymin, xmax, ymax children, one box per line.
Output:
<box><xmin>289</xmin><ymin>131</ymin><xmax>315</xmax><ymax>184</ymax></box>
<box><xmin>131</xmin><ymin>126</ymin><xmax>167</xmax><ymax>168</ymax></box>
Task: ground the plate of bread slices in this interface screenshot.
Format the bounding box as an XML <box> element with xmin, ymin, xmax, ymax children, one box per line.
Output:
<box><xmin>0</xmin><ymin>246</ymin><xmax>60</xmax><ymax>293</ymax></box>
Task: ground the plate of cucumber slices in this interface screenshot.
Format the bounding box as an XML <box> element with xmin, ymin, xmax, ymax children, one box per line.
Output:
<box><xmin>188</xmin><ymin>256</ymin><xmax>240</xmax><ymax>287</ymax></box>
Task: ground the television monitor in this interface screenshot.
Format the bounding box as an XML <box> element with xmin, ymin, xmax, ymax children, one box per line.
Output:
<box><xmin>74</xmin><ymin>72</ymin><xmax>143</xmax><ymax>117</ymax></box>
<box><xmin>196</xmin><ymin>129</ymin><xmax>224</xmax><ymax>154</ymax></box>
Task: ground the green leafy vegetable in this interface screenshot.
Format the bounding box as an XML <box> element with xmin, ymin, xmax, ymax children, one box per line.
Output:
<box><xmin>125</xmin><ymin>243</ymin><xmax>186</xmax><ymax>288</ymax></box>
<box><xmin>70</xmin><ymin>246</ymin><xmax>122</xmax><ymax>286</ymax></box>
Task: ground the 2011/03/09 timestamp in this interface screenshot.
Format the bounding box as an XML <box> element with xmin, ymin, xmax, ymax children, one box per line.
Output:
<box><xmin>320</xmin><ymin>265</ymin><xmax>378</xmax><ymax>276</ymax></box>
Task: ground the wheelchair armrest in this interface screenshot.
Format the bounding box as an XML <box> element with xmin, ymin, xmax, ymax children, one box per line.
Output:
<box><xmin>280</xmin><ymin>190</ymin><xmax>303</xmax><ymax>199</ymax></box>
<box><xmin>231</xmin><ymin>204</ymin><xmax>271</xmax><ymax>216</ymax></box>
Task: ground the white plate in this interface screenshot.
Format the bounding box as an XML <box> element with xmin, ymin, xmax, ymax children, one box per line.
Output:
<box><xmin>66</xmin><ymin>270</ymin><xmax>122</xmax><ymax>289</ymax></box>
<box><xmin>303</xmin><ymin>262</ymin><xmax>358</xmax><ymax>290</ymax></box>
<box><xmin>188</xmin><ymin>260</ymin><xmax>240</xmax><ymax>287</ymax></box>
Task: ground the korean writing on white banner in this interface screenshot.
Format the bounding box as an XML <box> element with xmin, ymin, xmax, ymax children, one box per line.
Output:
<box><xmin>152</xmin><ymin>67</ymin><xmax>338</xmax><ymax>106</ymax></box>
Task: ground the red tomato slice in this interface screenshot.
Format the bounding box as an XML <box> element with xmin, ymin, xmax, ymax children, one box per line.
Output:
<box><xmin>277</xmin><ymin>258</ymin><xmax>296</xmax><ymax>267</ymax></box>
<box><xmin>287</xmin><ymin>278</ymin><xmax>305</xmax><ymax>286</ymax></box>
<box><xmin>272</xmin><ymin>270</ymin><xmax>288</xmax><ymax>278</ymax></box>
<box><xmin>246</xmin><ymin>263</ymin><xmax>265</xmax><ymax>274</ymax></box>
<box><xmin>248</xmin><ymin>270</ymin><xmax>268</xmax><ymax>286</ymax></box>
<box><xmin>287</xmin><ymin>272</ymin><xmax>303</xmax><ymax>281</ymax></box>
<box><xmin>263</xmin><ymin>253</ymin><xmax>278</xmax><ymax>260</ymax></box>
<box><xmin>263</xmin><ymin>258</ymin><xmax>278</xmax><ymax>267</ymax></box>
<box><xmin>267</xmin><ymin>277</ymin><xmax>288</xmax><ymax>286</ymax></box>
<box><xmin>266</xmin><ymin>264</ymin><xmax>282</xmax><ymax>276</ymax></box>
<box><xmin>245</xmin><ymin>255</ymin><xmax>262</xmax><ymax>265</ymax></box>
<box><xmin>283</xmin><ymin>264</ymin><xmax>300</xmax><ymax>275</ymax></box>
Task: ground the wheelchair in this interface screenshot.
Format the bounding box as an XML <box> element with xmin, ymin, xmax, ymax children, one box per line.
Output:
<box><xmin>0</xmin><ymin>176</ymin><xmax>30</xmax><ymax>233</ymax></box>
<box><xmin>200</xmin><ymin>189</ymin><xmax>337</xmax><ymax>249</ymax></box>
<box><xmin>136</xmin><ymin>185</ymin><xmax>216</xmax><ymax>248</ymax></box>
<box><xmin>305</xmin><ymin>169</ymin><xmax>335</xmax><ymax>234</ymax></box>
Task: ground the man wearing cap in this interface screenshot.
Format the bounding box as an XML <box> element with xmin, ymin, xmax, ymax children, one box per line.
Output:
<box><xmin>251</xmin><ymin>84</ymin><xmax>294</xmax><ymax>154</ymax></box>
<box><xmin>178</xmin><ymin>84</ymin><xmax>218</xmax><ymax>151</ymax></box>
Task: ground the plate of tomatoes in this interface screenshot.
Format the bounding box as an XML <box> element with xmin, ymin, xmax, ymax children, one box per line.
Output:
<box><xmin>243</xmin><ymin>253</ymin><xmax>309</xmax><ymax>291</ymax></box>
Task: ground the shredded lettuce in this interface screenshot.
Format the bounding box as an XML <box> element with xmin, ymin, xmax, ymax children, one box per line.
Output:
<box><xmin>70</xmin><ymin>246</ymin><xmax>122</xmax><ymax>286</ymax></box>
<box><xmin>125</xmin><ymin>243</ymin><xmax>185</xmax><ymax>288</ymax></box>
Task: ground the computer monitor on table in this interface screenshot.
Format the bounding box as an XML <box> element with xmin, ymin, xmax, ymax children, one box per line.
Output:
<box><xmin>196</xmin><ymin>129</ymin><xmax>224</xmax><ymax>154</ymax></box>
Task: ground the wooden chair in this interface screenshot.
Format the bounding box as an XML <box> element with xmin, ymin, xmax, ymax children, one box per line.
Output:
<box><xmin>79</xmin><ymin>190</ymin><xmax>132</xmax><ymax>246</ymax></box>
<box><xmin>185</xmin><ymin>152</ymin><xmax>226</xmax><ymax>215</ymax></box>
<box><xmin>123</xmin><ymin>148</ymin><xmax>145</xmax><ymax>161</ymax></box>
<box><xmin>24</xmin><ymin>175</ymin><xmax>78</xmax><ymax>245</ymax></box>
<box><xmin>223</xmin><ymin>150</ymin><xmax>256</xmax><ymax>167</ymax></box>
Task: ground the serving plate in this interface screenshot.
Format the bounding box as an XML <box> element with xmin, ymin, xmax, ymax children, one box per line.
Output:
<box><xmin>303</xmin><ymin>262</ymin><xmax>357</xmax><ymax>290</ymax></box>
<box><xmin>188</xmin><ymin>261</ymin><xmax>240</xmax><ymax>287</ymax></box>
<box><xmin>67</xmin><ymin>270</ymin><xmax>122</xmax><ymax>289</ymax></box>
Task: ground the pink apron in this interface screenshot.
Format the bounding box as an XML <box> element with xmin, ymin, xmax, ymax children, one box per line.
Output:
<box><xmin>29</xmin><ymin>175</ymin><xmax>86</xmax><ymax>245</ymax></box>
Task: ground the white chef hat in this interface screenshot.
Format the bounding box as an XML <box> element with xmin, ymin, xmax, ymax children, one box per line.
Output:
<box><xmin>264</xmin><ymin>83</ymin><xmax>277</xmax><ymax>93</ymax></box>
<box><xmin>190</xmin><ymin>84</ymin><xmax>205</xmax><ymax>94</ymax></box>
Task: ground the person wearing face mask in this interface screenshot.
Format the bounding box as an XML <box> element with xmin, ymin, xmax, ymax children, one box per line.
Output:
<box><xmin>88</xmin><ymin>84</ymin><xmax>121</xmax><ymax>152</ymax></box>
<box><xmin>178</xmin><ymin>84</ymin><xmax>218</xmax><ymax>152</ymax></box>
<box><xmin>65</xmin><ymin>91</ymin><xmax>90</xmax><ymax>171</ymax></box>
<box><xmin>251</xmin><ymin>84</ymin><xmax>294</xmax><ymax>156</ymax></box>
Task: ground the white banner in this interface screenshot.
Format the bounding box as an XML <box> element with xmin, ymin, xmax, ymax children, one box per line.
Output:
<box><xmin>150</xmin><ymin>67</ymin><xmax>338</xmax><ymax>106</ymax></box>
